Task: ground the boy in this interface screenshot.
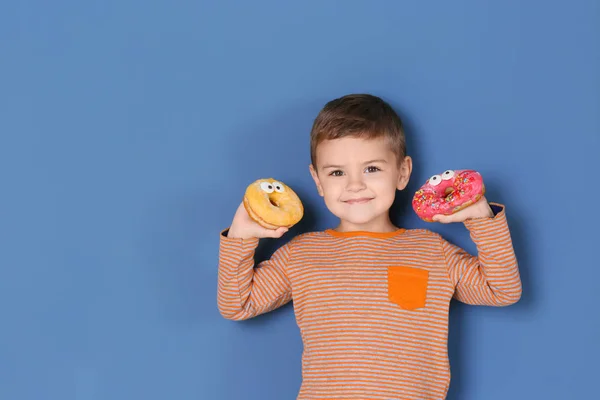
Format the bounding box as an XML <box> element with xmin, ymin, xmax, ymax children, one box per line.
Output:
<box><xmin>217</xmin><ymin>94</ymin><xmax>522</xmax><ymax>399</ymax></box>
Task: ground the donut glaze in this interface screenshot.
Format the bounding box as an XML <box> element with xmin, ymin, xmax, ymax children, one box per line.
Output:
<box><xmin>412</xmin><ymin>169</ymin><xmax>485</xmax><ymax>222</ymax></box>
<box><xmin>243</xmin><ymin>178</ymin><xmax>304</xmax><ymax>229</ymax></box>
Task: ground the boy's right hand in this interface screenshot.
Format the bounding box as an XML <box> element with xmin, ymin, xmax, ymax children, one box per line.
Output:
<box><xmin>226</xmin><ymin>202</ymin><xmax>289</xmax><ymax>240</ymax></box>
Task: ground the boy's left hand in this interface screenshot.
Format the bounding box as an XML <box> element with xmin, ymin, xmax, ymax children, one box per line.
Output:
<box><xmin>432</xmin><ymin>196</ymin><xmax>494</xmax><ymax>224</ymax></box>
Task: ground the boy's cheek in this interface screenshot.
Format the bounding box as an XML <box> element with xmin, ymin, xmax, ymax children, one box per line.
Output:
<box><xmin>322</xmin><ymin>182</ymin><xmax>342</xmax><ymax>196</ymax></box>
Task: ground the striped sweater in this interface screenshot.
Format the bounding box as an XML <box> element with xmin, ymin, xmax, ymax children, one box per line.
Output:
<box><xmin>217</xmin><ymin>203</ymin><xmax>521</xmax><ymax>399</ymax></box>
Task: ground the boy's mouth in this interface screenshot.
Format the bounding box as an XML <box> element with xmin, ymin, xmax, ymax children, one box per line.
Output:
<box><xmin>344</xmin><ymin>197</ymin><xmax>373</xmax><ymax>204</ymax></box>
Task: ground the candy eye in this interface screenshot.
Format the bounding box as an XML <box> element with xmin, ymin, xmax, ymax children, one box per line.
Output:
<box><xmin>260</xmin><ymin>181</ymin><xmax>274</xmax><ymax>193</ymax></box>
<box><xmin>272</xmin><ymin>181</ymin><xmax>285</xmax><ymax>193</ymax></box>
<box><xmin>428</xmin><ymin>174</ymin><xmax>442</xmax><ymax>186</ymax></box>
<box><xmin>441</xmin><ymin>170</ymin><xmax>455</xmax><ymax>180</ymax></box>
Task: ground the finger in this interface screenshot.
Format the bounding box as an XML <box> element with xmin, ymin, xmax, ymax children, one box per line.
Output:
<box><xmin>432</xmin><ymin>214</ymin><xmax>447</xmax><ymax>223</ymax></box>
<box><xmin>261</xmin><ymin>226</ymin><xmax>289</xmax><ymax>238</ymax></box>
<box><xmin>433</xmin><ymin>213</ymin><xmax>458</xmax><ymax>224</ymax></box>
<box><xmin>273</xmin><ymin>227</ymin><xmax>289</xmax><ymax>237</ymax></box>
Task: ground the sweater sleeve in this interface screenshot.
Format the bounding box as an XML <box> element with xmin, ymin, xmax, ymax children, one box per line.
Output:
<box><xmin>441</xmin><ymin>203</ymin><xmax>522</xmax><ymax>306</ymax></box>
<box><xmin>217</xmin><ymin>229</ymin><xmax>293</xmax><ymax>320</ymax></box>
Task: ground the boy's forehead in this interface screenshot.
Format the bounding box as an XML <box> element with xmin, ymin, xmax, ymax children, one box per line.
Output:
<box><xmin>316</xmin><ymin>137</ymin><xmax>394</xmax><ymax>165</ymax></box>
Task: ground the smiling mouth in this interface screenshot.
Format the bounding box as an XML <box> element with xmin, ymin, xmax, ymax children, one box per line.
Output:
<box><xmin>344</xmin><ymin>198</ymin><xmax>373</xmax><ymax>204</ymax></box>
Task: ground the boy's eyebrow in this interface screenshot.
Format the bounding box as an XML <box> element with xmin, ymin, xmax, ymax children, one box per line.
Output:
<box><xmin>321</xmin><ymin>159</ymin><xmax>388</xmax><ymax>169</ymax></box>
<box><xmin>363</xmin><ymin>159</ymin><xmax>388</xmax><ymax>164</ymax></box>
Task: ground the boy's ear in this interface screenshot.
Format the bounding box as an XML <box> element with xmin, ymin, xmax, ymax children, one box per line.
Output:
<box><xmin>396</xmin><ymin>156</ymin><xmax>413</xmax><ymax>190</ymax></box>
<box><xmin>309</xmin><ymin>164</ymin><xmax>324</xmax><ymax>197</ymax></box>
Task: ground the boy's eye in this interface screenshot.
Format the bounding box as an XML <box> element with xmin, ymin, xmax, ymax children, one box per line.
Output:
<box><xmin>329</xmin><ymin>170</ymin><xmax>344</xmax><ymax>176</ymax></box>
<box><xmin>365</xmin><ymin>166</ymin><xmax>381</xmax><ymax>173</ymax></box>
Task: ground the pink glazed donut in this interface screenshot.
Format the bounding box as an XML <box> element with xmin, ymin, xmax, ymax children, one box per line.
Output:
<box><xmin>412</xmin><ymin>169</ymin><xmax>485</xmax><ymax>222</ymax></box>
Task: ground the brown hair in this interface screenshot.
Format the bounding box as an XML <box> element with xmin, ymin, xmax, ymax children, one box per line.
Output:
<box><xmin>309</xmin><ymin>94</ymin><xmax>407</xmax><ymax>168</ymax></box>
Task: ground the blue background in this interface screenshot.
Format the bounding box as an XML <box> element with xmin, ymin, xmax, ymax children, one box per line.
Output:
<box><xmin>1</xmin><ymin>1</ymin><xmax>598</xmax><ymax>399</ymax></box>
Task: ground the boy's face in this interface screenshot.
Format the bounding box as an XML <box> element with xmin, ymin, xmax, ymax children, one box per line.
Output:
<box><xmin>309</xmin><ymin>136</ymin><xmax>412</xmax><ymax>232</ymax></box>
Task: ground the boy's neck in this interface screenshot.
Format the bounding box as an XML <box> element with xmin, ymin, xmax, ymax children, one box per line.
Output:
<box><xmin>334</xmin><ymin>214</ymin><xmax>399</xmax><ymax>233</ymax></box>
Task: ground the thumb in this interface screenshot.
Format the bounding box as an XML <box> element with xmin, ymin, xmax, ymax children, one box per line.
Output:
<box><xmin>260</xmin><ymin>226</ymin><xmax>289</xmax><ymax>238</ymax></box>
<box><xmin>432</xmin><ymin>213</ymin><xmax>459</xmax><ymax>224</ymax></box>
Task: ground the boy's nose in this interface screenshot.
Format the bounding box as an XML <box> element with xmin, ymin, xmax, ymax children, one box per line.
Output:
<box><xmin>346</xmin><ymin>175</ymin><xmax>367</xmax><ymax>192</ymax></box>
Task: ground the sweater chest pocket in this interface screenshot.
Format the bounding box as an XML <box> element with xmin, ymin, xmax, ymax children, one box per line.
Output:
<box><xmin>387</xmin><ymin>266</ymin><xmax>429</xmax><ymax>310</ymax></box>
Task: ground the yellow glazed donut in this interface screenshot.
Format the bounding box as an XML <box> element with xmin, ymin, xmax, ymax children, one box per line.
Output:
<box><xmin>243</xmin><ymin>178</ymin><xmax>304</xmax><ymax>229</ymax></box>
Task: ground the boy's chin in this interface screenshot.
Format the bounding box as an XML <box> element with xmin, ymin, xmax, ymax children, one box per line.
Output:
<box><xmin>325</xmin><ymin>203</ymin><xmax>390</xmax><ymax>226</ymax></box>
